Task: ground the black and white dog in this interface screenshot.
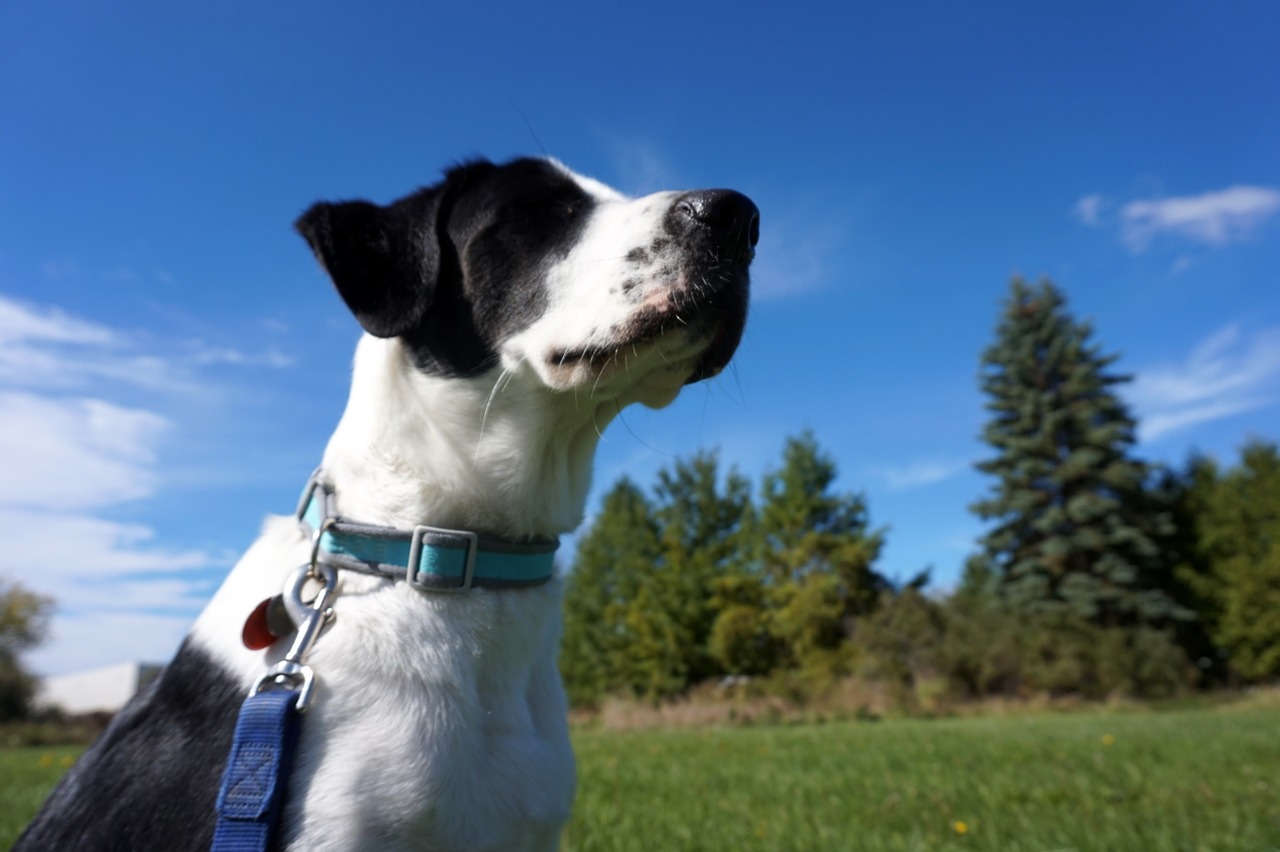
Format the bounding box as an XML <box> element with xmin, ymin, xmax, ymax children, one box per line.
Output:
<box><xmin>17</xmin><ymin>157</ymin><xmax>756</xmax><ymax>851</ymax></box>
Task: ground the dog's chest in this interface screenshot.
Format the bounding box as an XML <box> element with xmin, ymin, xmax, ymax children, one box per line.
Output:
<box><xmin>272</xmin><ymin>576</ymin><xmax>576</xmax><ymax>851</ymax></box>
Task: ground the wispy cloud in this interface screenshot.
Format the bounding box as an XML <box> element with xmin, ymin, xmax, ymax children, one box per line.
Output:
<box><xmin>1129</xmin><ymin>324</ymin><xmax>1280</xmax><ymax>442</ymax></box>
<box><xmin>0</xmin><ymin>297</ymin><xmax>116</xmax><ymax>346</ymax></box>
<box><xmin>1074</xmin><ymin>185</ymin><xmax>1280</xmax><ymax>253</ymax></box>
<box><xmin>0</xmin><ymin>295</ymin><xmax>192</xmax><ymax>393</ymax></box>
<box><xmin>1122</xmin><ymin>186</ymin><xmax>1280</xmax><ymax>251</ymax></box>
<box><xmin>0</xmin><ymin>295</ymin><xmax>294</xmax><ymax>393</ymax></box>
<box><xmin>750</xmin><ymin>219</ymin><xmax>843</xmax><ymax>301</ymax></box>
<box><xmin>185</xmin><ymin>341</ymin><xmax>295</xmax><ymax>369</ymax></box>
<box><xmin>0</xmin><ymin>292</ymin><xmax>279</xmax><ymax>673</ymax></box>
<box><xmin>0</xmin><ymin>392</ymin><xmax>168</xmax><ymax>511</ymax></box>
<box><xmin>1072</xmin><ymin>194</ymin><xmax>1105</xmax><ymax>226</ymax></box>
<box><xmin>880</xmin><ymin>458</ymin><xmax>972</xmax><ymax>491</ymax></box>
<box><xmin>601</xmin><ymin>136</ymin><xmax>680</xmax><ymax>196</ymax></box>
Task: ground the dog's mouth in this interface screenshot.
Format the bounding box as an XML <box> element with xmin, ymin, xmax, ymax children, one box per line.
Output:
<box><xmin>547</xmin><ymin>268</ymin><xmax>748</xmax><ymax>385</ymax></box>
<box><xmin>549</xmin><ymin>305</ymin><xmax>686</xmax><ymax>371</ymax></box>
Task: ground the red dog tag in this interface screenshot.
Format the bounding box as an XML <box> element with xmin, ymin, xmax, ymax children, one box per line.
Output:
<box><xmin>242</xmin><ymin>598</ymin><xmax>278</xmax><ymax>650</ymax></box>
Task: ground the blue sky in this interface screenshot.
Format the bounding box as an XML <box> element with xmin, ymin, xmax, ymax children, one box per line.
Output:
<box><xmin>3</xmin><ymin>1</ymin><xmax>1278</xmax><ymax>675</ymax></box>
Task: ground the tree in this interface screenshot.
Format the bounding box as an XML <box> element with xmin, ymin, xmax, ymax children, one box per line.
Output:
<box><xmin>1186</xmin><ymin>440</ymin><xmax>1280</xmax><ymax>680</ymax></box>
<box><xmin>651</xmin><ymin>452</ymin><xmax>755</xmax><ymax>686</ymax></box>
<box><xmin>559</xmin><ymin>478</ymin><xmax>662</xmax><ymax>705</ymax></box>
<box><xmin>757</xmin><ymin>432</ymin><xmax>888</xmax><ymax>670</ymax></box>
<box><xmin>0</xmin><ymin>579</ymin><xmax>53</xmax><ymax>721</ymax></box>
<box><xmin>971</xmin><ymin>278</ymin><xmax>1186</xmax><ymax>626</ymax></box>
<box><xmin>560</xmin><ymin>453</ymin><xmax>754</xmax><ymax>703</ymax></box>
<box><xmin>853</xmin><ymin>587</ymin><xmax>946</xmax><ymax>708</ymax></box>
<box><xmin>1147</xmin><ymin>455</ymin><xmax>1224</xmax><ymax>680</ymax></box>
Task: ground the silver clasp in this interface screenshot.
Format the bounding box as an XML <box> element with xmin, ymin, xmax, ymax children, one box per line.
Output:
<box><xmin>250</xmin><ymin>557</ymin><xmax>338</xmax><ymax>713</ymax></box>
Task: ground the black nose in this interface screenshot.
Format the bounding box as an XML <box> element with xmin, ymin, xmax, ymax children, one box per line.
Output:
<box><xmin>672</xmin><ymin>190</ymin><xmax>760</xmax><ymax>262</ymax></box>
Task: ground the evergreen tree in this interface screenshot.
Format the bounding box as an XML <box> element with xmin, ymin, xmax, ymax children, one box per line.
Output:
<box><xmin>559</xmin><ymin>479</ymin><xmax>661</xmax><ymax>705</ymax></box>
<box><xmin>757</xmin><ymin>432</ymin><xmax>888</xmax><ymax>667</ymax></box>
<box><xmin>561</xmin><ymin>454</ymin><xmax>753</xmax><ymax>702</ymax></box>
<box><xmin>971</xmin><ymin>278</ymin><xmax>1184</xmax><ymax>625</ymax></box>
<box><xmin>651</xmin><ymin>452</ymin><xmax>754</xmax><ymax>685</ymax></box>
<box><xmin>1147</xmin><ymin>456</ymin><xmax>1222</xmax><ymax>680</ymax></box>
<box><xmin>1186</xmin><ymin>440</ymin><xmax>1280</xmax><ymax>680</ymax></box>
<box><xmin>561</xmin><ymin>434</ymin><xmax>889</xmax><ymax>703</ymax></box>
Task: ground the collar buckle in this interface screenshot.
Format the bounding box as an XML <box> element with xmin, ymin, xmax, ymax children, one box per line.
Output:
<box><xmin>406</xmin><ymin>525</ymin><xmax>479</xmax><ymax>593</ymax></box>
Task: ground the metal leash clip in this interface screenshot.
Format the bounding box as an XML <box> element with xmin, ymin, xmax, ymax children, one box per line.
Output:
<box><xmin>250</xmin><ymin>525</ymin><xmax>339</xmax><ymax>713</ymax></box>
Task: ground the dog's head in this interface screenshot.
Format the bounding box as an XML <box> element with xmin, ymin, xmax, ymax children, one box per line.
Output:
<box><xmin>295</xmin><ymin>158</ymin><xmax>756</xmax><ymax>408</ymax></box>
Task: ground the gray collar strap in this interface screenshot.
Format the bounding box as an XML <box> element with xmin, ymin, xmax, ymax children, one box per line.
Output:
<box><xmin>295</xmin><ymin>472</ymin><xmax>558</xmax><ymax>592</ymax></box>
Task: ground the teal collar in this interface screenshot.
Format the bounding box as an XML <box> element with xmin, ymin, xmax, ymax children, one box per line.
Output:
<box><xmin>295</xmin><ymin>473</ymin><xmax>559</xmax><ymax>592</ymax></box>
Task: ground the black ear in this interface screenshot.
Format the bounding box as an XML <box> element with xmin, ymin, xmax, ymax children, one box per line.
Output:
<box><xmin>294</xmin><ymin>190</ymin><xmax>443</xmax><ymax>338</ymax></box>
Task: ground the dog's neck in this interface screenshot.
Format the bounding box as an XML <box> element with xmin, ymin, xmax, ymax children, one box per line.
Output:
<box><xmin>320</xmin><ymin>336</ymin><xmax>616</xmax><ymax>540</ymax></box>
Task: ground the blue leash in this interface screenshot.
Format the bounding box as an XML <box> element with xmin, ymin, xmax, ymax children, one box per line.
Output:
<box><xmin>212</xmin><ymin>557</ymin><xmax>337</xmax><ymax>852</ymax></box>
<box><xmin>212</xmin><ymin>689</ymin><xmax>303</xmax><ymax>851</ymax></box>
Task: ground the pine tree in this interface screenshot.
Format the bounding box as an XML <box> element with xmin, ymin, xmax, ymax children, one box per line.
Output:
<box><xmin>1187</xmin><ymin>440</ymin><xmax>1280</xmax><ymax>680</ymax></box>
<box><xmin>757</xmin><ymin>432</ymin><xmax>888</xmax><ymax>667</ymax></box>
<box><xmin>559</xmin><ymin>478</ymin><xmax>661</xmax><ymax>706</ymax></box>
<box><xmin>971</xmin><ymin>278</ymin><xmax>1184</xmax><ymax>625</ymax></box>
<box><xmin>1147</xmin><ymin>456</ymin><xmax>1222</xmax><ymax>680</ymax></box>
<box><xmin>651</xmin><ymin>452</ymin><xmax>754</xmax><ymax>685</ymax></box>
<box><xmin>560</xmin><ymin>454</ymin><xmax>753</xmax><ymax>702</ymax></box>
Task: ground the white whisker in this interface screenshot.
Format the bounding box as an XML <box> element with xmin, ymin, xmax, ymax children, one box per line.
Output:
<box><xmin>474</xmin><ymin>368</ymin><xmax>511</xmax><ymax>466</ymax></box>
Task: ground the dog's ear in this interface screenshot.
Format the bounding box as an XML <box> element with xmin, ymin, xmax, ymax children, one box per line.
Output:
<box><xmin>294</xmin><ymin>191</ymin><xmax>443</xmax><ymax>338</ymax></box>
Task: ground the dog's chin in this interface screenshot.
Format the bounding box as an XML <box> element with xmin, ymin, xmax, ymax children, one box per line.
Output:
<box><xmin>539</xmin><ymin>334</ymin><xmax>702</xmax><ymax>400</ymax></box>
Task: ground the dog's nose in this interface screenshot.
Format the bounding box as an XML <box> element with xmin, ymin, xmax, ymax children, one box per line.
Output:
<box><xmin>672</xmin><ymin>190</ymin><xmax>760</xmax><ymax>262</ymax></box>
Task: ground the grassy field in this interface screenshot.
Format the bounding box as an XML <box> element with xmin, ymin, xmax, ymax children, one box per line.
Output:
<box><xmin>565</xmin><ymin>704</ymin><xmax>1280</xmax><ymax>852</ymax></box>
<box><xmin>0</xmin><ymin>745</ymin><xmax>80</xmax><ymax>848</ymax></box>
<box><xmin>1</xmin><ymin>704</ymin><xmax>1277</xmax><ymax>851</ymax></box>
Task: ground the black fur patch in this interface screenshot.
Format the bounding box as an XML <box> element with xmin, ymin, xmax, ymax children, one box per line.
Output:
<box><xmin>14</xmin><ymin>640</ymin><xmax>245</xmax><ymax>852</ymax></box>
<box><xmin>298</xmin><ymin>158</ymin><xmax>595</xmax><ymax>378</ymax></box>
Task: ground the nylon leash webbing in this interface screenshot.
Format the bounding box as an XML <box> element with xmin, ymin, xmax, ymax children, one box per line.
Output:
<box><xmin>211</xmin><ymin>688</ymin><xmax>303</xmax><ymax>852</ymax></box>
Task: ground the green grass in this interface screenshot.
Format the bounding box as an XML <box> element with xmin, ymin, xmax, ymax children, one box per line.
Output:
<box><xmin>0</xmin><ymin>746</ymin><xmax>81</xmax><ymax>848</ymax></box>
<box><xmin>565</xmin><ymin>705</ymin><xmax>1280</xmax><ymax>851</ymax></box>
<box><xmin>1</xmin><ymin>706</ymin><xmax>1277</xmax><ymax>851</ymax></box>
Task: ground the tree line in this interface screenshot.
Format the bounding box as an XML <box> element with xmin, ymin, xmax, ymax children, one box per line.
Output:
<box><xmin>560</xmin><ymin>278</ymin><xmax>1280</xmax><ymax>709</ymax></box>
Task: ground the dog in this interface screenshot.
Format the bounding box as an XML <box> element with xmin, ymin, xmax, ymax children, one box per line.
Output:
<box><xmin>16</xmin><ymin>156</ymin><xmax>756</xmax><ymax>851</ymax></box>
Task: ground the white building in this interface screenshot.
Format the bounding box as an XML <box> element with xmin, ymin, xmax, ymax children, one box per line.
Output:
<box><xmin>37</xmin><ymin>662</ymin><xmax>163</xmax><ymax>715</ymax></box>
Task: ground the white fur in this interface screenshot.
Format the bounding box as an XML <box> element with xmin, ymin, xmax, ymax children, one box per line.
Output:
<box><xmin>188</xmin><ymin>168</ymin><xmax>717</xmax><ymax>850</ymax></box>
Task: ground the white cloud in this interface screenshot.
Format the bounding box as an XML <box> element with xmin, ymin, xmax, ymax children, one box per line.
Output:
<box><xmin>881</xmin><ymin>458</ymin><xmax>972</xmax><ymax>491</ymax></box>
<box><xmin>0</xmin><ymin>393</ymin><xmax>169</xmax><ymax>511</ymax></box>
<box><xmin>0</xmin><ymin>293</ymin><xmax>254</xmax><ymax>674</ymax></box>
<box><xmin>750</xmin><ymin>224</ymin><xmax>840</xmax><ymax>301</ymax></box>
<box><xmin>0</xmin><ymin>506</ymin><xmax>220</xmax><ymax>674</ymax></box>
<box><xmin>1073</xmin><ymin>194</ymin><xmax>1105</xmax><ymax>226</ymax></box>
<box><xmin>186</xmin><ymin>342</ymin><xmax>295</xmax><ymax>369</ymax></box>
<box><xmin>1120</xmin><ymin>186</ymin><xmax>1280</xmax><ymax>252</ymax></box>
<box><xmin>0</xmin><ymin>509</ymin><xmax>212</xmax><ymax>579</ymax></box>
<box><xmin>1129</xmin><ymin>324</ymin><xmax>1280</xmax><ymax>442</ymax></box>
<box><xmin>0</xmin><ymin>294</ymin><xmax>294</xmax><ymax>394</ymax></box>
<box><xmin>0</xmin><ymin>295</ymin><xmax>194</xmax><ymax>392</ymax></box>
<box><xmin>0</xmin><ymin>296</ymin><xmax>116</xmax><ymax>346</ymax></box>
<box><xmin>601</xmin><ymin>136</ymin><xmax>679</xmax><ymax>196</ymax></box>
